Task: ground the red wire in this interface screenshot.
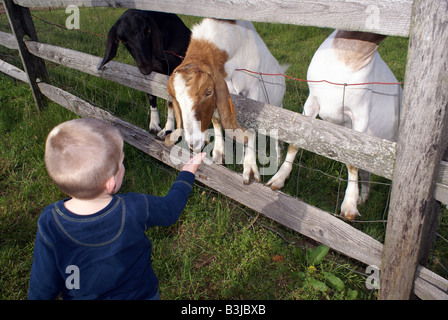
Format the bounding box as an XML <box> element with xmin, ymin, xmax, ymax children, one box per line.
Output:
<box><xmin>235</xmin><ymin>68</ymin><xmax>403</xmax><ymax>86</ymax></box>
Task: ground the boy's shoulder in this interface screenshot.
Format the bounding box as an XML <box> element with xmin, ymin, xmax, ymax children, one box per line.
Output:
<box><xmin>35</xmin><ymin>200</ymin><xmax>66</xmax><ymax>247</ymax></box>
<box><xmin>38</xmin><ymin>200</ymin><xmax>63</xmax><ymax>223</ymax></box>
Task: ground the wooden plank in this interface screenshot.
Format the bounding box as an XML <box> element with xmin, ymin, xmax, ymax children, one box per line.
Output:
<box><xmin>414</xmin><ymin>266</ymin><xmax>448</xmax><ymax>300</ymax></box>
<box><xmin>0</xmin><ymin>58</ymin><xmax>28</xmax><ymax>82</ymax></box>
<box><xmin>3</xmin><ymin>0</ymin><xmax>47</xmax><ymax>110</ymax></box>
<box><xmin>36</xmin><ymin>80</ymin><xmax>448</xmax><ymax>300</ymax></box>
<box><xmin>0</xmin><ymin>30</ymin><xmax>18</xmax><ymax>50</ymax></box>
<box><xmin>13</xmin><ymin>0</ymin><xmax>412</xmax><ymax>37</ymax></box>
<box><xmin>24</xmin><ymin>40</ymin><xmax>397</xmax><ymax>180</ymax></box>
<box><xmin>24</xmin><ymin>40</ymin><xmax>171</xmax><ymax>100</ymax></box>
<box><xmin>434</xmin><ymin>183</ymin><xmax>448</xmax><ymax>205</ymax></box>
<box><xmin>435</xmin><ymin>161</ymin><xmax>448</xmax><ymax>204</ymax></box>
<box><xmin>379</xmin><ymin>0</ymin><xmax>448</xmax><ymax>300</ymax></box>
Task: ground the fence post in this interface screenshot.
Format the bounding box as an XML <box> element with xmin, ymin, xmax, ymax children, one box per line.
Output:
<box><xmin>3</xmin><ymin>0</ymin><xmax>48</xmax><ymax>110</ymax></box>
<box><xmin>379</xmin><ymin>0</ymin><xmax>448</xmax><ymax>300</ymax></box>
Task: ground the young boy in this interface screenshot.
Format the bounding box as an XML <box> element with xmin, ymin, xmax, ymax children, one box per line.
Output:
<box><xmin>28</xmin><ymin>118</ymin><xmax>205</xmax><ymax>300</ymax></box>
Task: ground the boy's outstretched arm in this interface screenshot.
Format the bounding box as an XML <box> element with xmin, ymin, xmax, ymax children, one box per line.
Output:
<box><xmin>144</xmin><ymin>152</ymin><xmax>207</xmax><ymax>228</ymax></box>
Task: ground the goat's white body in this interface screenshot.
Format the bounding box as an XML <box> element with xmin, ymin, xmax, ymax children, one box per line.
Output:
<box><xmin>302</xmin><ymin>30</ymin><xmax>402</xmax><ymax>219</ymax></box>
<box><xmin>192</xmin><ymin>19</ymin><xmax>286</xmax><ymax>107</ymax></box>
<box><xmin>305</xmin><ymin>31</ymin><xmax>401</xmax><ymax>141</ymax></box>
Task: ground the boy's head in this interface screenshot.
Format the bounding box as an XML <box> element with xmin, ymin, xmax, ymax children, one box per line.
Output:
<box><xmin>45</xmin><ymin>118</ymin><xmax>124</xmax><ymax>199</ymax></box>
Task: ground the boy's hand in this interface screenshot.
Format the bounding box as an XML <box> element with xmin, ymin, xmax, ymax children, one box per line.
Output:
<box><xmin>182</xmin><ymin>152</ymin><xmax>206</xmax><ymax>174</ymax></box>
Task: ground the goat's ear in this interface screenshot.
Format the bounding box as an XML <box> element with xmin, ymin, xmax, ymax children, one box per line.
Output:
<box><xmin>99</xmin><ymin>26</ymin><xmax>119</xmax><ymax>70</ymax></box>
<box><xmin>213</xmin><ymin>73</ymin><xmax>248</xmax><ymax>144</ymax></box>
<box><xmin>148</xmin><ymin>18</ymin><xmax>164</xmax><ymax>60</ymax></box>
<box><xmin>167</xmin><ymin>76</ymin><xmax>183</xmax><ymax>130</ymax></box>
<box><xmin>165</xmin><ymin>75</ymin><xmax>183</xmax><ymax>146</ymax></box>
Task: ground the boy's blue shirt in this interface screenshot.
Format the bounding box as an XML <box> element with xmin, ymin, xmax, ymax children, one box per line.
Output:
<box><xmin>28</xmin><ymin>171</ymin><xmax>195</xmax><ymax>300</ymax></box>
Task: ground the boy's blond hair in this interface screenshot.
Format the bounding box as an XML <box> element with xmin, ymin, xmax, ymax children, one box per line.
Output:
<box><xmin>45</xmin><ymin>118</ymin><xmax>123</xmax><ymax>199</ymax></box>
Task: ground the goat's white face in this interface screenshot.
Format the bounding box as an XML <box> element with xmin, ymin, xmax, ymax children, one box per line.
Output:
<box><xmin>167</xmin><ymin>66</ymin><xmax>217</xmax><ymax>152</ymax></box>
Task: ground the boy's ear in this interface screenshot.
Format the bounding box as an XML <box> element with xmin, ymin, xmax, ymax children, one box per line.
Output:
<box><xmin>105</xmin><ymin>176</ymin><xmax>116</xmax><ymax>195</ymax></box>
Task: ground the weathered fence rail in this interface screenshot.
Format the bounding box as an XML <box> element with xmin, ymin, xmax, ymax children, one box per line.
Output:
<box><xmin>13</xmin><ymin>0</ymin><xmax>413</xmax><ymax>37</ymax></box>
<box><xmin>1</xmin><ymin>0</ymin><xmax>448</xmax><ymax>300</ymax></box>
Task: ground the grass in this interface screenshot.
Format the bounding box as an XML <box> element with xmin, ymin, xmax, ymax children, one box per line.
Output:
<box><xmin>0</xmin><ymin>7</ymin><xmax>446</xmax><ymax>300</ymax></box>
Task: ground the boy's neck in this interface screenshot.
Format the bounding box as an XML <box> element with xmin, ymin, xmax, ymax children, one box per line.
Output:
<box><xmin>64</xmin><ymin>193</ymin><xmax>113</xmax><ymax>215</ymax></box>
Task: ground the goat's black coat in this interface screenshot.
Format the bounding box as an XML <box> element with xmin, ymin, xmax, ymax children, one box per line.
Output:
<box><xmin>99</xmin><ymin>9</ymin><xmax>190</xmax><ymax>75</ymax></box>
<box><xmin>99</xmin><ymin>10</ymin><xmax>191</xmax><ymax>129</ymax></box>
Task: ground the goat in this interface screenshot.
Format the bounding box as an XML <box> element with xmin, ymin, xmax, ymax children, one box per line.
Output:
<box><xmin>166</xmin><ymin>18</ymin><xmax>291</xmax><ymax>184</ymax></box>
<box><xmin>98</xmin><ymin>9</ymin><xmax>191</xmax><ymax>136</ymax></box>
<box><xmin>271</xmin><ymin>30</ymin><xmax>402</xmax><ymax>220</ymax></box>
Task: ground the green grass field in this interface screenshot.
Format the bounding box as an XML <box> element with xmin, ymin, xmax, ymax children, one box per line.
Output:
<box><xmin>0</xmin><ymin>7</ymin><xmax>446</xmax><ymax>300</ymax></box>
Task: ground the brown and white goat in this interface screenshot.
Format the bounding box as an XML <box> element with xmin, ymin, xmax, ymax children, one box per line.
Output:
<box><xmin>166</xmin><ymin>18</ymin><xmax>289</xmax><ymax>184</ymax></box>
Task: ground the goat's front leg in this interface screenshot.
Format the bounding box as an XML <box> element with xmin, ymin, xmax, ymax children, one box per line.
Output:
<box><xmin>266</xmin><ymin>144</ymin><xmax>299</xmax><ymax>190</ymax></box>
<box><xmin>266</xmin><ymin>94</ymin><xmax>316</xmax><ymax>190</ymax></box>
<box><xmin>211</xmin><ymin>116</ymin><xmax>225</xmax><ymax>164</ymax></box>
<box><xmin>157</xmin><ymin>102</ymin><xmax>175</xmax><ymax>139</ymax></box>
<box><xmin>359</xmin><ymin>169</ymin><xmax>371</xmax><ymax>203</ymax></box>
<box><xmin>340</xmin><ymin>164</ymin><xmax>361</xmax><ymax>220</ymax></box>
<box><xmin>164</xmin><ymin>128</ymin><xmax>182</xmax><ymax>147</ymax></box>
<box><xmin>242</xmin><ymin>130</ymin><xmax>260</xmax><ymax>184</ymax></box>
<box><xmin>340</xmin><ymin>106</ymin><xmax>369</xmax><ymax>218</ymax></box>
<box><xmin>148</xmin><ymin>94</ymin><xmax>162</xmax><ymax>134</ymax></box>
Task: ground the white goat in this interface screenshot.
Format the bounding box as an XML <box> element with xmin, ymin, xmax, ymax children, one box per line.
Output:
<box><xmin>270</xmin><ymin>30</ymin><xmax>402</xmax><ymax>220</ymax></box>
<box><xmin>166</xmin><ymin>18</ymin><xmax>291</xmax><ymax>184</ymax></box>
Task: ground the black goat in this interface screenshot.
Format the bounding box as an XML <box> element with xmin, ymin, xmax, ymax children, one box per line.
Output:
<box><xmin>98</xmin><ymin>9</ymin><xmax>191</xmax><ymax>136</ymax></box>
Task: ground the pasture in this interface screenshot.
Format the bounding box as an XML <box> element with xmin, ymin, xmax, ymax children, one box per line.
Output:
<box><xmin>0</xmin><ymin>7</ymin><xmax>446</xmax><ymax>300</ymax></box>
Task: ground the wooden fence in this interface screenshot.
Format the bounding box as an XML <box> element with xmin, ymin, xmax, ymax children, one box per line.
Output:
<box><xmin>1</xmin><ymin>0</ymin><xmax>447</xmax><ymax>300</ymax></box>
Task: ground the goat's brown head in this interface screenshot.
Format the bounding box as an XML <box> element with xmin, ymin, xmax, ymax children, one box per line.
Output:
<box><xmin>167</xmin><ymin>62</ymin><xmax>242</xmax><ymax>152</ymax></box>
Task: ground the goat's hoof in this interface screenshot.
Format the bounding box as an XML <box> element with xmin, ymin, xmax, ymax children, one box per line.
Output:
<box><xmin>358</xmin><ymin>192</ymin><xmax>370</xmax><ymax>204</ymax></box>
<box><xmin>164</xmin><ymin>134</ymin><xmax>175</xmax><ymax>147</ymax></box>
<box><xmin>164</xmin><ymin>133</ymin><xmax>180</xmax><ymax>146</ymax></box>
<box><xmin>156</xmin><ymin>128</ymin><xmax>172</xmax><ymax>140</ymax></box>
<box><xmin>340</xmin><ymin>207</ymin><xmax>360</xmax><ymax>221</ymax></box>
<box><xmin>164</xmin><ymin>130</ymin><xmax>182</xmax><ymax>146</ymax></box>
<box><xmin>266</xmin><ymin>182</ymin><xmax>280</xmax><ymax>191</ymax></box>
<box><xmin>212</xmin><ymin>151</ymin><xmax>224</xmax><ymax>164</ymax></box>
<box><xmin>242</xmin><ymin>175</ymin><xmax>259</xmax><ymax>184</ymax></box>
<box><xmin>265</xmin><ymin>176</ymin><xmax>286</xmax><ymax>191</ymax></box>
<box><xmin>149</xmin><ymin>123</ymin><xmax>162</xmax><ymax>134</ymax></box>
<box><xmin>242</xmin><ymin>167</ymin><xmax>260</xmax><ymax>185</ymax></box>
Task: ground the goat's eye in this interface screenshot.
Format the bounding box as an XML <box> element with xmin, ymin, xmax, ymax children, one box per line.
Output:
<box><xmin>205</xmin><ymin>90</ymin><xmax>213</xmax><ymax>97</ymax></box>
